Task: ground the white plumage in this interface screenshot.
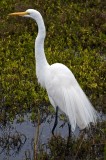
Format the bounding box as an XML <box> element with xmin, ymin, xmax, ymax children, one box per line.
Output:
<box><xmin>9</xmin><ymin>9</ymin><xmax>98</xmax><ymax>132</ymax></box>
<box><xmin>46</xmin><ymin>63</ymin><xmax>97</xmax><ymax>131</ymax></box>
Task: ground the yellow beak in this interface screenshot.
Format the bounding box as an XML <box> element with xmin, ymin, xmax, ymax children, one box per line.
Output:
<box><xmin>8</xmin><ymin>12</ymin><xmax>29</xmax><ymax>16</ymax></box>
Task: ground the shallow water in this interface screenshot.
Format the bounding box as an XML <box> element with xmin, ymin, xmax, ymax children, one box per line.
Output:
<box><xmin>0</xmin><ymin>113</ymin><xmax>80</xmax><ymax>160</ymax></box>
<box><xmin>0</xmin><ymin>111</ymin><xmax>105</xmax><ymax>160</ymax></box>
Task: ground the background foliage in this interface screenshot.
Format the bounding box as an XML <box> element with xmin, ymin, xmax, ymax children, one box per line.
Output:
<box><xmin>0</xmin><ymin>0</ymin><xmax>106</xmax><ymax>121</ymax></box>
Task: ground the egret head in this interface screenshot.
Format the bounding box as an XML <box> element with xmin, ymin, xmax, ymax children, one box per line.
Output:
<box><xmin>9</xmin><ymin>9</ymin><xmax>46</xmax><ymax>35</ymax></box>
<box><xmin>9</xmin><ymin>9</ymin><xmax>40</xmax><ymax>20</ymax></box>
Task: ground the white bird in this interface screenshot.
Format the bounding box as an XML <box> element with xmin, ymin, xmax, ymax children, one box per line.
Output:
<box><xmin>9</xmin><ymin>9</ymin><xmax>98</xmax><ymax>135</ymax></box>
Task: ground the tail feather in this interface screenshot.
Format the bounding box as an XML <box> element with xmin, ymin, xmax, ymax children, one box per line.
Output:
<box><xmin>63</xmin><ymin>84</ymin><xmax>97</xmax><ymax>132</ymax></box>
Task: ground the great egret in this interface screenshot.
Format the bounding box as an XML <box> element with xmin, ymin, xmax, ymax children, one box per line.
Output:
<box><xmin>9</xmin><ymin>9</ymin><xmax>98</xmax><ymax>135</ymax></box>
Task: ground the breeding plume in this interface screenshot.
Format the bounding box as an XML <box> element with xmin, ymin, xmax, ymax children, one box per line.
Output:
<box><xmin>9</xmin><ymin>9</ymin><xmax>98</xmax><ymax>135</ymax></box>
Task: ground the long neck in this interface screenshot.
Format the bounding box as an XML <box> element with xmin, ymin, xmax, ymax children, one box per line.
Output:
<box><xmin>34</xmin><ymin>13</ymin><xmax>49</xmax><ymax>87</ymax></box>
<box><xmin>35</xmin><ymin>14</ymin><xmax>48</xmax><ymax>67</ymax></box>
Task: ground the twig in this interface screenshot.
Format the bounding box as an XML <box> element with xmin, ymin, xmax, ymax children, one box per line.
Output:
<box><xmin>34</xmin><ymin>109</ymin><xmax>40</xmax><ymax>160</ymax></box>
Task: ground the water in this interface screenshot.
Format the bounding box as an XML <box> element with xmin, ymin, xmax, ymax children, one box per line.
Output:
<box><xmin>0</xmin><ymin>113</ymin><xmax>80</xmax><ymax>160</ymax></box>
<box><xmin>0</xmin><ymin>111</ymin><xmax>105</xmax><ymax>160</ymax></box>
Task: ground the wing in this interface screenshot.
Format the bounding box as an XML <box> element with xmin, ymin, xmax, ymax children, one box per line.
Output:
<box><xmin>46</xmin><ymin>63</ymin><xmax>97</xmax><ymax>132</ymax></box>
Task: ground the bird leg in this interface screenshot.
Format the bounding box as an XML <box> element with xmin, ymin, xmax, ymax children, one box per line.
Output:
<box><xmin>52</xmin><ymin>106</ymin><xmax>58</xmax><ymax>136</ymax></box>
<box><xmin>68</xmin><ymin>122</ymin><xmax>71</xmax><ymax>138</ymax></box>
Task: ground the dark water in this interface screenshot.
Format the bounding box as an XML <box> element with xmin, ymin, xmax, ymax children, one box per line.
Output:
<box><xmin>0</xmin><ymin>112</ymin><xmax>105</xmax><ymax>160</ymax></box>
<box><xmin>0</xmin><ymin>113</ymin><xmax>80</xmax><ymax>160</ymax></box>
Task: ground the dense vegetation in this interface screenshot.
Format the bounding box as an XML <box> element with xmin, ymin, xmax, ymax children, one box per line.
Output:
<box><xmin>0</xmin><ymin>0</ymin><xmax>106</xmax><ymax>160</ymax></box>
<box><xmin>0</xmin><ymin>0</ymin><xmax>106</xmax><ymax>121</ymax></box>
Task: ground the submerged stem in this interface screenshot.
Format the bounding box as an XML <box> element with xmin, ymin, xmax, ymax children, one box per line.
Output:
<box><xmin>34</xmin><ymin>109</ymin><xmax>40</xmax><ymax>160</ymax></box>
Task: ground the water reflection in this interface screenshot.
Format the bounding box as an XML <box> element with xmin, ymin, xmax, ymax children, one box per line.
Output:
<box><xmin>0</xmin><ymin>115</ymin><xmax>34</xmax><ymax>160</ymax></box>
<box><xmin>0</xmin><ymin>113</ymin><xmax>71</xmax><ymax>160</ymax></box>
<box><xmin>0</xmin><ymin>128</ymin><xmax>26</xmax><ymax>155</ymax></box>
<box><xmin>0</xmin><ymin>112</ymin><xmax>105</xmax><ymax>160</ymax></box>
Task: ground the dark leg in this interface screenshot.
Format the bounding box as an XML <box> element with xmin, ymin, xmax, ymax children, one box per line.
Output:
<box><xmin>52</xmin><ymin>106</ymin><xmax>58</xmax><ymax>136</ymax></box>
<box><xmin>68</xmin><ymin>122</ymin><xmax>71</xmax><ymax>138</ymax></box>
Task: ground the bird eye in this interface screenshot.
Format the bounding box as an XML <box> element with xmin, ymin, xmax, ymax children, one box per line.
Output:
<box><xmin>27</xmin><ymin>12</ymin><xmax>30</xmax><ymax>15</ymax></box>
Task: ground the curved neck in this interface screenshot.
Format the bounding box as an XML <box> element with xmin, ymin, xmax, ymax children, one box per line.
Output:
<box><xmin>33</xmin><ymin>12</ymin><xmax>49</xmax><ymax>88</ymax></box>
<box><xmin>34</xmin><ymin>14</ymin><xmax>48</xmax><ymax>67</ymax></box>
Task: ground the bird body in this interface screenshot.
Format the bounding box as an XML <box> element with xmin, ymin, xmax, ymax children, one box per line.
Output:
<box><xmin>9</xmin><ymin>9</ymin><xmax>97</xmax><ymax>132</ymax></box>
<box><xmin>46</xmin><ymin>63</ymin><xmax>97</xmax><ymax>131</ymax></box>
